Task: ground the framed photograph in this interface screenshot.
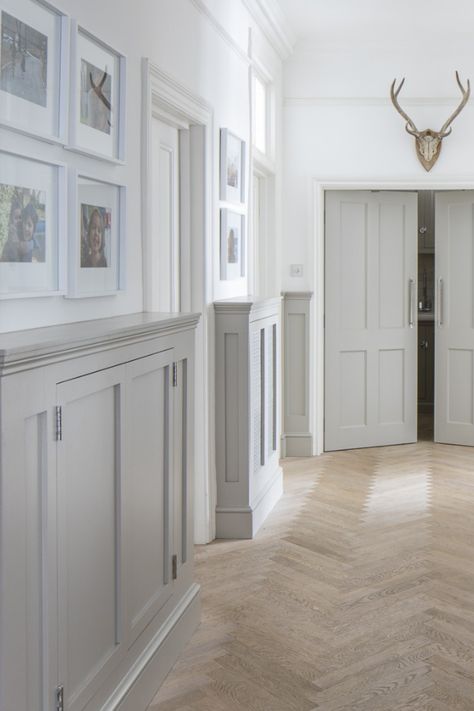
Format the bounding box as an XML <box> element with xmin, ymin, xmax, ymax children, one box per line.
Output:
<box><xmin>0</xmin><ymin>0</ymin><xmax>69</xmax><ymax>143</ymax></box>
<box><xmin>67</xmin><ymin>171</ymin><xmax>125</xmax><ymax>297</ymax></box>
<box><xmin>220</xmin><ymin>129</ymin><xmax>245</xmax><ymax>203</ymax></box>
<box><xmin>220</xmin><ymin>209</ymin><xmax>245</xmax><ymax>280</ymax></box>
<box><xmin>69</xmin><ymin>22</ymin><xmax>126</xmax><ymax>163</ymax></box>
<box><xmin>0</xmin><ymin>150</ymin><xmax>66</xmax><ymax>298</ymax></box>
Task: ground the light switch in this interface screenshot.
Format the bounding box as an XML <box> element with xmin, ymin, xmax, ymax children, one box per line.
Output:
<box><xmin>290</xmin><ymin>264</ymin><xmax>303</xmax><ymax>277</ymax></box>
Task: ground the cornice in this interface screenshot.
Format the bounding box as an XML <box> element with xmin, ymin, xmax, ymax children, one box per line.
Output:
<box><xmin>188</xmin><ymin>0</ymin><xmax>250</xmax><ymax>65</ymax></box>
<box><xmin>242</xmin><ymin>0</ymin><xmax>295</xmax><ymax>60</ymax></box>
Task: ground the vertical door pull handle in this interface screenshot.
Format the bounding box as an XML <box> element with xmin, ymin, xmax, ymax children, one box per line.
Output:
<box><xmin>438</xmin><ymin>278</ymin><xmax>444</xmax><ymax>326</ymax></box>
<box><xmin>408</xmin><ymin>278</ymin><xmax>415</xmax><ymax>328</ymax></box>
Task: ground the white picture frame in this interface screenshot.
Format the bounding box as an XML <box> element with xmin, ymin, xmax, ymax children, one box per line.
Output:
<box><xmin>0</xmin><ymin>0</ymin><xmax>69</xmax><ymax>144</ymax></box>
<box><xmin>220</xmin><ymin>209</ymin><xmax>245</xmax><ymax>280</ymax></box>
<box><xmin>0</xmin><ymin>149</ymin><xmax>66</xmax><ymax>299</ymax></box>
<box><xmin>220</xmin><ymin>128</ymin><xmax>246</xmax><ymax>203</ymax></box>
<box><xmin>68</xmin><ymin>21</ymin><xmax>126</xmax><ymax>164</ymax></box>
<box><xmin>67</xmin><ymin>170</ymin><xmax>126</xmax><ymax>298</ymax></box>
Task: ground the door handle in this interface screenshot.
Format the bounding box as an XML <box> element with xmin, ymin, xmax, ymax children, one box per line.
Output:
<box><xmin>408</xmin><ymin>278</ymin><xmax>415</xmax><ymax>328</ymax></box>
<box><xmin>438</xmin><ymin>278</ymin><xmax>444</xmax><ymax>327</ymax></box>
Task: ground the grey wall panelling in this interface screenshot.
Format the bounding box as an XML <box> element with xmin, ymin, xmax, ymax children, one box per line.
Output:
<box><xmin>214</xmin><ymin>297</ymin><xmax>283</xmax><ymax>539</ymax></box>
<box><xmin>0</xmin><ymin>313</ymin><xmax>200</xmax><ymax>711</ymax></box>
<box><xmin>281</xmin><ymin>292</ymin><xmax>313</xmax><ymax>457</ymax></box>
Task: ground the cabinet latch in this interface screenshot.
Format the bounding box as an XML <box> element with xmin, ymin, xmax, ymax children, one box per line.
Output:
<box><xmin>172</xmin><ymin>362</ymin><xmax>178</xmax><ymax>387</ymax></box>
<box><xmin>55</xmin><ymin>685</ymin><xmax>64</xmax><ymax>711</ymax></box>
<box><xmin>172</xmin><ymin>554</ymin><xmax>178</xmax><ymax>580</ymax></box>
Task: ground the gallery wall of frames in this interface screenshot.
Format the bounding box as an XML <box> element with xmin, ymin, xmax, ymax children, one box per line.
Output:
<box><xmin>0</xmin><ymin>0</ymin><xmax>126</xmax><ymax>299</ymax></box>
<box><xmin>219</xmin><ymin>128</ymin><xmax>246</xmax><ymax>280</ymax></box>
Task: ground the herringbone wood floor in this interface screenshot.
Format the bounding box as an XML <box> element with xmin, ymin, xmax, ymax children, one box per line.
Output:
<box><xmin>149</xmin><ymin>439</ymin><xmax>474</xmax><ymax>710</ymax></box>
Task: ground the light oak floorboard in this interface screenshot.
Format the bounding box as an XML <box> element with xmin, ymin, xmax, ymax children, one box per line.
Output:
<box><xmin>149</xmin><ymin>441</ymin><xmax>474</xmax><ymax>710</ymax></box>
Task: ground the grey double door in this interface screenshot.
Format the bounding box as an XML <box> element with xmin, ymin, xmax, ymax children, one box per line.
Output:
<box><xmin>325</xmin><ymin>189</ymin><xmax>474</xmax><ymax>451</ymax></box>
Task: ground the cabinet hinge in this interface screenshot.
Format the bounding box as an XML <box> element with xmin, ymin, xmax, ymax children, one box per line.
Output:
<box><xmin>55</xmin><ymin>406</ymin><xmax>63</xmax><ymax>441</ymax></box>
<box><xmin>172</xmin><ymin>554</ymin><xmax>178</xmax><ymax>580</ymax></box>
<box><xmin>172</xmin><ymin>362</ymin><xmax>178</xmax><ymax>387</ymax></box>
<box><xmin>55</xmin><ymin>685</ymin><xmax>64</xmax><ymax>711</ymax></box>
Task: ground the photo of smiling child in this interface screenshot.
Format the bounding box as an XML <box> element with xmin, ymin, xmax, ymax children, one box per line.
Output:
<box><xmin>0</xmin><ymin>185</ymin><xmax>46</xmax><ymax>263</ymax></box>
<box><xmin>80</xmin><ymin>203</ymin><xmax>111</xmax><ymax>268</ymax></box>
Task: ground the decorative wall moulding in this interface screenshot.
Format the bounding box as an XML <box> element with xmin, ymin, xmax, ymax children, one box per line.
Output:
<box><xmin>284</xmin><ymin>96</ymin><xmax>472</xmax><ymax>108</ymax></box>
<box><xmin>68</xmin><ymin>21</ymin><xmax>126</xmax><ymax>163</ymax></box>
<box><xmin>0</xmin><ymin>149</ymin><xmax>67</xmax><ymax>299</ymax></box>
<box><xmin>241</xmin><ymin>0</ymin><xmax>295</xmax><ymax>60</ymax></box>
<box><xmin>187</xmin><ymin>0</ymin><xmax>250</xmax><ymax>65</ymax></box>
<box><xmin>0</xmin><ymin>0</ymin><xmax>70</xmax><ymax>144</ymax></box>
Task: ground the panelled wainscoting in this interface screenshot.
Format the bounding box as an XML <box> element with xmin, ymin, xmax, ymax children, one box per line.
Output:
<box><xmin>151</xmin><ymin>441</ymin><xmax>474</xmax><ymax>711</ymax></box>
<box><xmin>214</xmin><ymin>297</ymin><xmax>283</xmax><ymax>539</ymax></box>
<box><xmin>0</xmin><ymin>313</ymin><xmax>200</xmax><ymax>711</ymax></box>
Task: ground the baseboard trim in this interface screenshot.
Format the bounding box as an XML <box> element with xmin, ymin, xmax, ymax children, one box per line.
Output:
<box><xmin>216</xmin><ymin>468</ymin><xmax>283</xmax><ymax>539</ymax></box>
<box><xmin>281</xmin><ymin>433</ymin><xmax>313</xmax><ymax>457</ymax></box>
<box><xmin>102</xmin><ymin>583</ymin><xmax>201</xmax><ymax>711</ymax></box>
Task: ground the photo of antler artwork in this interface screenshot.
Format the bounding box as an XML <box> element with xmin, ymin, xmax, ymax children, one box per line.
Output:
<box><xmin>390</xmin><ymin>72</ymin><xmax>471</xmax><ymax>171</ymax></box>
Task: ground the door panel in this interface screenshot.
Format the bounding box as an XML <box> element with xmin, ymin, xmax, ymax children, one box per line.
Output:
<box><xmin>151</xmin><ymin>118</ymin><xmax>180</xmax><ymax>312</ymax></box>
<box><xmin>325</xmin><ymin>191</ymin><xmax>418</xmax><ymax>451</ymax></box>
<box><xmin>126</xmin><ymin>350</ymin><xmax>174</xmax><ymax>643</ymax></box>
<box><xmin>57</xmin><ymin>366</ymin><xmax>126</xmax><ymax>711</ymax></box>
<box><xmin>435</xmin><ymin>192</ymin><xmax>474</xmax><ymax>445</ymax></box>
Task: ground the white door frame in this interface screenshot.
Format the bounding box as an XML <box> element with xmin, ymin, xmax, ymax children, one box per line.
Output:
<box><xmin>313</xmin><ymin>178</ymin><xmax>474</xmax><ymax>456</ymax></box>
<box><xmin>142</xmin><ymin>60</ymin><xmax>216</xmax><ymax>543</ymax></box>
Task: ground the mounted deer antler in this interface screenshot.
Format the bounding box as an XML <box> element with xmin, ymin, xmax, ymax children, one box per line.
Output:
<box><xmin>390</xmin><ymin>71</ymin><xmax>471</xmax><ymax>171</ymax></box>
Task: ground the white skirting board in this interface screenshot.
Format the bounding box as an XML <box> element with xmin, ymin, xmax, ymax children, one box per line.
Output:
<box><xmin>216</xmin><ymin>467</ymin><xmax>283</xmax><ymax>539</ymax></box>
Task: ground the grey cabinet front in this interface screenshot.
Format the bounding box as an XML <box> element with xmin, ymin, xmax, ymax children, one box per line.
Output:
<box><xmin>57</xmin><ymin>365</ymin><xmax>127</xmax><ymax>711</ymax></box>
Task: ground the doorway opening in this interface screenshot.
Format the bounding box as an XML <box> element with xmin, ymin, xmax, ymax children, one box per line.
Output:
<box><xmin>417</xmin><ymin>191</ymin><xmax>435</xmax><ymax>441</ymax></box>
<box><xmin>322</xmin><ymin>185</ymin><xmax>474</xmax><ymax>453</ymax></box>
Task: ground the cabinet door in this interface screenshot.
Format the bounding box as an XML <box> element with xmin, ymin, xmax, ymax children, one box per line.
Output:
<box><xmin>125</xmin><ymin>350</ymin><xmax>175</xmax><ymax>644</ymax></box>
<box><xmin>56</xmin><ymin>365</ymin><xmax>126</xmax><ymax>711</ymax></box>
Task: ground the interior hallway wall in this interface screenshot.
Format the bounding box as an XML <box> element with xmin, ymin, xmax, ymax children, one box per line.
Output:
<box><xmin>0</xmin><ymin>0</ymin><xmax>285</xmax><ymax>333</ymax></box>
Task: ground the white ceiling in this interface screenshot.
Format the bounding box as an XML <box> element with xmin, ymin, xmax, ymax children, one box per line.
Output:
<box><xmin>276</xmin><ymin>0</ymin><xmax>474</xmax><ymax>48</ymax></box>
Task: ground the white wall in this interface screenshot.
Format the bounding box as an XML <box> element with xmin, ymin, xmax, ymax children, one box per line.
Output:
<box><xmin>0</xmin><ymin>0</ymin><xmax>284</xmax><ymax>332</ymax></box>
<box><xmin>282</xmin><ymin>41</ymin><xmax>474</xmax><ymax>292</ymax></box>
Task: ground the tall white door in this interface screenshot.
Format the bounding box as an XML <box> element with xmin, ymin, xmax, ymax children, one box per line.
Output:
<box><xmin>435</xmin><ymin>191</ymin><xmax>474</xmax><ymax>445</ymax></box>
<box><xmin>325</xmin><ymin>191</ymin><xmax>418</xmax><ymax>451</ymax></box>
<box><xmin>151</xmin><ymin>118</ymin><xmax>180</xmax><ymax>312</ymax></box>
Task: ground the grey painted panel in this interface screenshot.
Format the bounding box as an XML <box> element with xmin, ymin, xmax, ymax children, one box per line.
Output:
<box><xmin>448</xmin><ymin>349</ymin><xmax>474</xmax><ymax>424</ymax></box>
<box><xmin>224</xmin><ymin>334</ymin><xmax>240</xmax><ymax>482</ymax></box>
<box><xmin>128</xmin><ymin>356</ymin><xmax>172</xmax><ymax>640</ymax></box>
<box><xmin>379</xmin><ymin>203</ymin><xmax>406</xmax><ymax>329</ymax></box>
<box><xmin>379</xmin><ymin>349</ymin><xmax>405</xmax><ymax>424</ymax></box>
<box><xmin>282</xmin><ymin>292</ymin><xmax>312</xmax><ymax>457</ymax></box>
<box><xmin>58</xmin><ymin>374</ymin><xmax>123</xmax><ymax>709</ymax></box>
<box><xmin>340</xmin><ymin>351</ymin><xmax>367</xmax><ymax>427</ymax></box>
<box><xmin>287</xmin><ymin>313</ymin><xmax>306</xmax><ymax>416</ymax></box>
<box><xmin>340</xmin><ymin>201</ymin><xmax>368</xmax><ymax>331</ymax></box>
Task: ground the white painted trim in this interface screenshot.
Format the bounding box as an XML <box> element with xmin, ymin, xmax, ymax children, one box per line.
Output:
<box><xmin>142</xmin><ymin>59</ymin><xmax>216</xmax><ymax>544</ymax></box>
<box><xmin>188</xmin><ymin>0</ymin><xmax>250</xmax><ymax>65</ymax></box>
<box><xmin>313</xmin><ymin>177</ymin><xmax>474</xmax><ymax>456</ymax></box>
<box><xmin>242</xmin><ymin>0</ymin><xmax>295</xmax><ymax>60</ymax></box>
<box><xmin>285</xmin><ymin>96</ymin><xmax>474</xmax><ymax>108</ymax></box>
